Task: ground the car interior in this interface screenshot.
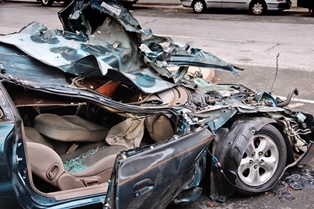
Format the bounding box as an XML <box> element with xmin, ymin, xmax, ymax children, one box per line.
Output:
<box><xmin>3</xmin><ymin>82</ymin><xmax>175</xmax><ymax>199</ymax></box>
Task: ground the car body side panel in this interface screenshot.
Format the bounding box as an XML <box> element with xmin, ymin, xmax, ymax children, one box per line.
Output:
<box><xmin>106</xmin><ymin>128</ymin><xmax>214</xmax><ymax>209</ymax></box>
<box><xmin>221</xmin><ymin>0</ymin><xmax>247</xmax><ymax>9</ymax></box>
<box><xmin>181</xmin><ymin>0</ymin><xmax>193</xmax><ymax>7</ymax></box>
<box><xmin>267</xmin><ymin>1</ymin><xmax>292</xmax><ymax>11</ymax></box>
<box><xmin>206</xmin><ymin>0</ymin><xmax>223</xmax><ymax>8</ymax></box>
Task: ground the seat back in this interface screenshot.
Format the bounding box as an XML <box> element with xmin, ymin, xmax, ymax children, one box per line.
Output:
<box><xmin>33</xmin><ymin>114</ymin><xmax>109</xmax><ymax>142</ymax></box>
<box><xmin>26</xmin><ymin>142</ymin><xmax>127</xmax><ymax>191</ymax></box>
<box><xmin>27</xmin><ymin>142</ymin><xmax>66</xmax><ymax>188</ymax></box>
<box><xmin>145</xmin><ymin>115</ymin><xmax>174</xmax><ymax>142</ymax></box>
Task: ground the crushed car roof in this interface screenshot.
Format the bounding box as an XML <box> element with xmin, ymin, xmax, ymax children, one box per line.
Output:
<box><xmin>0</xmin><ymin>0</ymin><xmax>239</xmax><ymax>94</ymax></box>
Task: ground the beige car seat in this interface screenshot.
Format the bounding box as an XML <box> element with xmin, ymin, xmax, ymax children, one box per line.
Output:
<box><xmin>33</xmin><ymin>113</ymin><xmax>109</xmax><ymax>142</ymax></box>
<box><xmin>25</xmin><ymin>113</ymin><xmax>127</xmax><ymax>190</ymax></box>
<box><xmin>144</xmin><ymin>115</ymin><xmax>174</xmax><ymax>142</ymax></box>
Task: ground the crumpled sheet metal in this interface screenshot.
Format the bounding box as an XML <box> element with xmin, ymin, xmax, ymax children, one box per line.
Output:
<box><xmin>0</xmin><ymin>0</ymin><xmax>238</xmax><ymax>94</ymax></box>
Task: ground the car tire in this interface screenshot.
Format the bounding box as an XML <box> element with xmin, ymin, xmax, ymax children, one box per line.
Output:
<box><xmin>41</xmin><ymin>0</ymin><xmax>54</xmax><ymax>7</ymax></box>
<box><xmin>193</xmin><ymin>0</ymin><xmax>206</xmax><ymax>13</ymax></box>
<box><xmin>235</xmin><ymin>124</ymin><xmax>287</xmax><ymax>195</ymax></box>
<box><xmin>249</xmin><ymin>0</ymin><xmax>267</xmax><ymax>15</ymax></box>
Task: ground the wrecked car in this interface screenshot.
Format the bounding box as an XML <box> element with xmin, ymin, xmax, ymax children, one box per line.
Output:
<box><xmin>0</xmin><ymin>0</ymin><xmax>313</xmax><ymax>208</ymax></box>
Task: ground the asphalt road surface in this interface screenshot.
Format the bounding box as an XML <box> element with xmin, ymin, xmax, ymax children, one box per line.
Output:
<box><xmin>1</xmin><ymin>1</ymin><xmax>314</xmax><ymax>209</ymax></box>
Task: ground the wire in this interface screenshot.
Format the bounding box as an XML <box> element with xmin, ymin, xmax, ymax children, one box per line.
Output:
<box><xmin>206</xmin><ymin>147</ymin><xmax>250</xmax><ymax>192</ymax></box>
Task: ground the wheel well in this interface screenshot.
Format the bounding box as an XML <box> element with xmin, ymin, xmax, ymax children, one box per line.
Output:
<box><xmin>208</xmin><ymin>117</ymin><xmax>297</xmax><ymax>199</ymax></box>
<box><xmin>193</xmin><ymin>0</ymin><xmax>205</xmax><ymax>6</ymax></box>
<box><xmin>269</xmin><ymin>122</ymin><xmax>295</xmax><ymax>165</ymax></box>
<box><xmin>249</xmin><ymin>0</ymin><xmax>268</xmax><ymax>10</ymax></box>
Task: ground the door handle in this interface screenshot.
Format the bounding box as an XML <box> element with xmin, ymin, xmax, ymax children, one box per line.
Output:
<box><xmin>133</xmin><ymin>178</ymin><xmax>154</xmax><ymax>197</ymax></box>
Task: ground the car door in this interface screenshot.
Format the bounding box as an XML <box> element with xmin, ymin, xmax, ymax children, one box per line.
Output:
<box><xmin>222</xmin><ymin>0</ymin><xmax>247</xmax><ymax>9</ymax></box>
<box><xmin>0</xmin><ymin>82</ymin><xmax>25</xmax><ymax>208</ymax></box>
<box><xmin>104</xmin><ymin>127</ymin><xmax>214</xmax><ymax>209</ymax></box>
<box><xmin>205</xmin><ymin>0</ymin><xmax>223</xmax><ymax>8</ymax></box>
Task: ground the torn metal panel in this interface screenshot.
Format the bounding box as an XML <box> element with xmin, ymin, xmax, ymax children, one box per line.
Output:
<box><xmin>0</xmin><ymin>0</ymin><xmax>238</xmax><ymax>94</ymax></box>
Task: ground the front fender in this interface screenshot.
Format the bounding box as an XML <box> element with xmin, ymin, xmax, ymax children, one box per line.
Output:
<box><xmin>209</xmin><ymin>117</ymin><xmax>278</xmax><ymax>201</ymax></box>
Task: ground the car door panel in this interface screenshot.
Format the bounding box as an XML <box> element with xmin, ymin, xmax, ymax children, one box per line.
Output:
<box><xmin>222</xmin><ymin>0</ymin><xmax>247</xmax><ymax>9</ymax></box>
<box><xmin>105</xmin><ymin>128</ymin><xmax>214</xmax><ymax>209</ymax></box>
<box><xmin>0</xmin><ymin>83</ymin><xmax>25</xmax><ymax>209</ymax></box>
<box><xmin>206</xmin><ymin>0</ymin><xmax>223</xmax><ymax>8</ymax></box>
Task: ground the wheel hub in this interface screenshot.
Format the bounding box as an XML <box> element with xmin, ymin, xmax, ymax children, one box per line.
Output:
<box><xmin>194</xmin><ymin>2</ymin><xmax>204</xmax><ymax>13</ymax></box>
<box><xmin>252</xmin><ymin>3</ymin><xmax>264</xmax><ymax>15</ymax></box>
<box><xmin>238</xmin><ymin>134</ymin><xmax>279</xmax><ymax>186</ymax></box>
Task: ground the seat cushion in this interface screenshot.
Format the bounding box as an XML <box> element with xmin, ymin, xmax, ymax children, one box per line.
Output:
<box><xmin>34</xmin><ymin>114</ymin><xmax>90</xmax><ymax>142</ymax></box>
<box><xmin>62</xmin><ymin>115</ymin><xmax>109</xmax><ymax>142</ymax></box>
<box><xmin>61</xmin><ymin>144</ymin><xmax>126</xmax><ymax>174</ymax></box>
<box><xmin>68</xmin><ymin>145</ymin><xmax>127</xmax><ymax>177</ymax></box>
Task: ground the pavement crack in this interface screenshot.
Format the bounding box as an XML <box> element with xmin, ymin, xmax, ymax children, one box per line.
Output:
<box><xmin>265</xmin><ymin>43</ymin><xmax>280</xmax><ymax>52</ymax></box>
<box><xmin>141</xmin><ymin>17</ymin><xmax>166</xmax><ymax>27</ymax></box>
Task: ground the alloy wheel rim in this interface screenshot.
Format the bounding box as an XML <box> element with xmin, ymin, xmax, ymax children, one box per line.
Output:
<box><xmin>238</xmin><ymin>134</ymin><xmax>279</xmax><ymax>186</ymax></box>
<box><xmin>252</xmin><ymin>3</ymin><xmax>264</xmax><ymax>15</ymax></box>
<box><xmin>194</xmin><ymin>2</ymin><xmax>204</xmax><ymax>13</ymax></box>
